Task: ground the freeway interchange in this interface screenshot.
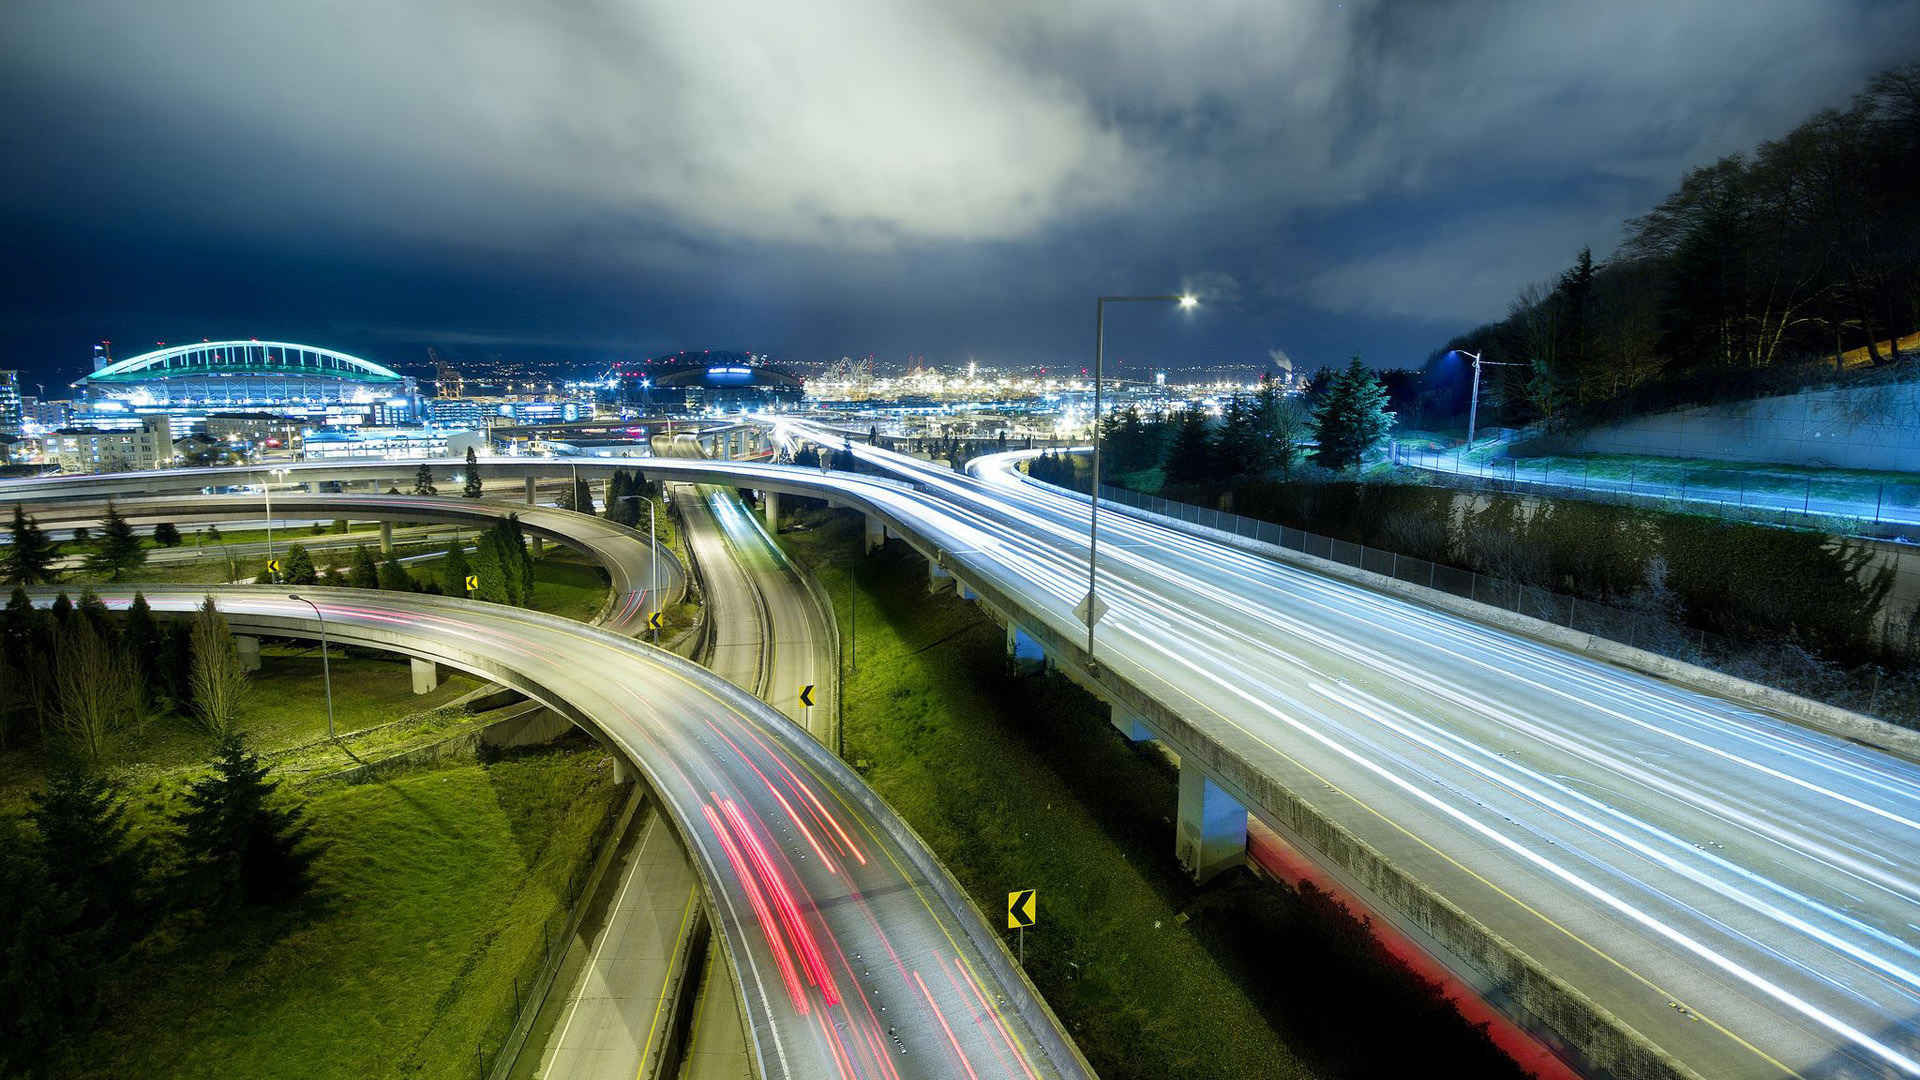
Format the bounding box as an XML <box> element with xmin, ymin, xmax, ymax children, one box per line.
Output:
<box><xmin>10</xmin><ymin>434</ymin><xmax>1920</xmax><ymax>1079</ymax></box>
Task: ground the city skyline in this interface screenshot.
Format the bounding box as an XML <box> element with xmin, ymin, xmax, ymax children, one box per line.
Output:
<box><xmin>6</xmin><ymin>2</ymin><xmax>1917</xmax><ymax>390</ymax></box>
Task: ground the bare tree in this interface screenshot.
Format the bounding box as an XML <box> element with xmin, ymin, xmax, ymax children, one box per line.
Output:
<box><xmin>189</xmin><ymin>597</ymin><xmax>250</xmax><ymax>738</ymax></box>
<box><xmin>55</xmin><ymin>623</ymin><xmax>137</xmax><ymax>764</ymax></box>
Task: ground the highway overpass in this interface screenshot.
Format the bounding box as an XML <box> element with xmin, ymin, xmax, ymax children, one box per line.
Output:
<box><xmin>12</xmin><ymin>444</ymin><xmax>1920</xmax><ymax>1078</ymax></box>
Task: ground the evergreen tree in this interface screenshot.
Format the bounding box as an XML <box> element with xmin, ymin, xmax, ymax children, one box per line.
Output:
<box><xmin>49</xmin><ymin>591</ymin><xmax>73</xmax><ymax>627</ymax></box>
<box><xmin>570</xmin><ymin>478</ymin><xmax>595</xmax><ymax>515</ymax></box>
<box><xmin>413</xmin><ymin>463</ymin><xmax>437</xmax><ymax>496</ymax></box>
<box><xmin>3</xmin><ymin>505</ymin><xmax>60</xmax><ymax>585</ymax></box>
<box><xmin>462</xmin><ymin>447</ymin><xmax>483</xmax><ymax>498</ymax></box>
<box><xmin>377</xmin><ymin>556</ymin><xmax>414</xmax><ymax>592</ymax></box>
<box><xmin>30</xmin><ymin>769</ymin><xmax>151</xmax><ymax>954</ymax></box>
<box><xmin>1164</xmin><ymin>409</ymin><xmax>1216</xmax><ymax>487</ymax></box>
<box><xmin>0</xmin><ymin>818</ymin><xmax>95</xmax><ymax>1070</ymax></box>
<box><xmin>173</xmin><ymin>734</ymin><xmax>320</xmax><ymax>909</ymax></box>
<box><xmin>123</xmin><ymin>593</ymin><xmax>160</xmax><ymax>679</ymax></box>
<box><xmin>1215</xmin><ymin>394</ymin><xmax>1262</xmax><ymax>477</ymax></box>
<box><xmin>506</xmin><ymin>514</ymin><xmax>534</xmax><ymax>601</ymax></box>
<box><xmin>152</xmin><ymin>522</ymin><xmax>182</xmax><ymax>547</ymax></box>
<box><xmin>82</xmin><ymin>502</ymin><xmax>146</xmax><ymax>582</ymax></box>
<box><xmin>348</xmin><ymin>544</ymin><xmax>380</xmax><ymax>589</ymax></box>
<box><xmin>439</xmin><ymin>541</ymin><xmax>473</xmax><ymax>596</ymax></box>
<box><xmin>1252</xmin><ymin>374</ymin><xmax>1307</xmax><ymax>479</ymax></box>
<box><xmin>76</xmin><ymin>588</ymin><xmax>115</xmax><ymax>643</ymax></box>
<box><xmin>281</xmin><ymin>543</ymin><xmax>317</xmax><ymax>585</ymax></box>
<box><xmin>468</xmin><ymin>531</ymin><xmax>507</xmax><ymax>604</ymax></box>
<box><xmin>159</xmin><ymin>619</ymin><xmax>194</xmax><ymax>708</ymax></box>
<box><xmin>1311</xmin><ymin>357</ymin><xmax>1396</xmax><ymax>471</ymax></box>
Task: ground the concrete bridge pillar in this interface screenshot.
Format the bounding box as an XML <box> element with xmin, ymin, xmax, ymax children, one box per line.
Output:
<box><xmin>530</xmin><ymin>535</ymin><xmax>544</xmax><ymax>557</ymax></box>
<box><xmin>763</xmin><ymin>491</ymin><xmax>781</xmax><ymax>532</ymax></box>
<box><xmin>379</xmin><ymin>521</ymin><xmax>394</xmax><ymax>554</ymax></box>
<box><xmin>1005</xmin><ymin>623</ymin><xmax>1046</xmax><ymax>669</ymax></box>
<box><xmin>525</xmin><ymin>476</ymin><xmax>538</xmax><ymax>505</ymax></box>
<box><xmin>1176</xmin><ymin>764</ymin><xmax>1247</xmax><ymax>884</ymax></box>
<box><xmin>235</xmin><ymin>634</ymin><xmax>262</xmax><ymax>672</ymax></box>
<box><xmin>957</xmin><ymin>579</ymin><xmax>977</xmax><ymax>601</ymax></box>
<box><xmin>410</xmin><ymin>657</ymin><xmax>441</xmax><ymax>694</ymax></box>
<box><xmin>1110</xmin><ymin>707</ymin><xmax>1153</xmax><ymax>742</ymax></box>
<box><xmin>863</xmin><ymin>513</ymin><xmax>886</xmax><ymax>554</ymax></box>
<box><xmin>611</xmin><ymin>751</ymin><xmax>636</xmax><ymax>785</ymax></box>
<box><xmin>928</xmin><ymin>560</ymin><xmax>954</xmax><ymax>593</ymax></box>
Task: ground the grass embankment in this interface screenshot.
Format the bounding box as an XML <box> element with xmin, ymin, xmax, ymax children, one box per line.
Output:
<box><xmin>0</xmin><ymin>650</ymin><xmax>621</xmax><ymax>1079</ymax></box>
<box><xmin>53</xmin><ymin>743</ymin><xmax>621</xmax><ymax>1080</ymax></box>
<box><xmin>407</xmin><ymin>550</ymin><xmax>614</xmax><ymax>623</ymax></box>
<box><xmin>0</xmin><ymin>648</ymin><xmax>480</xmax><ymax>817</ymax></box>
<box><xmin>777</xmin><ymin>504</ymin><xmax>1529</xmax><ymax>1080</ymax></box>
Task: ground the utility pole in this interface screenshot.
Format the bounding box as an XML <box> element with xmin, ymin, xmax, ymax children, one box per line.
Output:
<box><xmin>1457</xmin><ymin>350</ymin><xmax>1523</xmax><ymax>448</ymax></box>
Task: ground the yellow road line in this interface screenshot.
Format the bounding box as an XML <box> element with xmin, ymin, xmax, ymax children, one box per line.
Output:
<box><xmin>637</xmin><ymin>884</ymin><xmax>701</xmax><ymax>1080</ymax></box>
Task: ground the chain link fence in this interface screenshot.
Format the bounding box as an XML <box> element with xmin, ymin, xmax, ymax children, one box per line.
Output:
<box><xmin>470</xmin><ymin>788</ymin><xmax>631</xmax><ymax>1080</ymax></box>
<box><xmin>1091</xmin><ymin>481</ymin><xmax>1918</xmax><ymax>726</ymax></box>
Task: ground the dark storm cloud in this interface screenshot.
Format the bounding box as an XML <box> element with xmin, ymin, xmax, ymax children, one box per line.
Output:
<box><xmin>3</xmin><ymin>0</ymin><xmax>1915</xmax><ymax>378</ymax></box>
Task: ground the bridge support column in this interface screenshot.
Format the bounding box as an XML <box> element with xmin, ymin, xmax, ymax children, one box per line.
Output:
<box><xmin>928</xmin><ymin>561</ymin><xmax>953</xmax><ymax>594</ymax></box>
<box><xmin>525</xmin><ymin>476</ymin><xmax>537</xmax><ymax>505</ymax></box>
<box><xmin>611</xmin><ymin>751</ymin><xmax>636</xmax><ymax>785</ymax></box>
<box><xmin>863</xmin><ymin>513</ymin><xmax>885</xmax><ymax>554</ymax></box>
<box><xmin>410</xmin><ymin>657</ymin><xmax>441</xmax><ymax>694</ymax></box>
<box><xmin>379</xmin><ymin>521</ymin><xmax>394</xmax><ymax>554</ymax></box>
<box><xmin>1110</xmin><ymin>707</ymin><xmax>1153</xmax><ymax>742</ymax></box>
<box><xmin>1176</xmin><ymin>764</ymin><xmax>1247</xmax><ymax>884</ymax></box>
<box><xmin>1005</xmin><ymin>624</ymin><xmax>1045</xmax><ymax>670</ymax></box>
<box><xmin>763</xmin><ymin>491</ymin><xmax>780</xmax><ymax>532</ymax></box>
<box><xmin>530</xmin><ymin>535</ymin><xmax>544</xmax><ymax>557</ymax></box>
<box><xmin>234</xmin><ymin>635</ymin><xmax>262</xmax><ymax>672</ymax></box>
<box><xmin>957</xmin><ymin>579</ymin><xmax>977</xmax><ymax>601</ymax></box>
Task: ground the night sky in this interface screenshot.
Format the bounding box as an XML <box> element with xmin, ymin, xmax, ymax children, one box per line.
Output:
<box><xmin>4</xmin><ymin>1</ymin><xmax>1917</xmax><ymax>389</ymax></box>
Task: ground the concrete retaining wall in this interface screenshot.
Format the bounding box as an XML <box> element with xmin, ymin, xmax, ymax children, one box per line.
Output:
<box><xmin>1562</xmin><ymin>377</ymin><xmax>1920</xmax><ymax>470</ymax></box>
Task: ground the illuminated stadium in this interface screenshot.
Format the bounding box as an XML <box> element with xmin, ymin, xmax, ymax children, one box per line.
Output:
<box><xmin>604</xmin><ymin>349</ymin><xmax>803</xmax><ymax>413</ymax></box>
<box><xmin>76</xmin><ymin>340</ymin><xmax>419</xmax><ymax>415</ymax></box>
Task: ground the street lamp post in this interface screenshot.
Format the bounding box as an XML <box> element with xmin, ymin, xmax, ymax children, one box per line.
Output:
<box><xmin>1085</xmin><ymin>293</ymin><xmax>1197</xmax><ymax>661</ymax></box>
<box><xmin>265</xmin><ymin>467</ymin><xmax>290</xmax><ymax>581</ymax></box>
<box><xmin>617</xmin><ymin>494</ymin><xmax>660</xmax><ymax>645</ymax></box>
<box><xmin>287</xmin><ymin>593</ymin><xmax>336</xmax><ymax>739</ymax></box>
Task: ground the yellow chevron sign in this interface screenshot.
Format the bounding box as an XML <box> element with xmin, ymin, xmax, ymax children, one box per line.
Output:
<box><xmin>1007</xmin><ymin>889</ymin><xmax>1037</xmax><ymax>929</ymax></box>
<box><xmin>648</xmin><ymin>611</ymin><xmax>664</xmax><ymax>631</ymax></box>
<box><xmin>799</xmin><ymin>684</ymin><xmax>816</xmax><ymax>708</ymax></box>
<box><xmin>464</xmin><ymin>574</ymin><xmax>478</xmax><ymax>592</ymax></box>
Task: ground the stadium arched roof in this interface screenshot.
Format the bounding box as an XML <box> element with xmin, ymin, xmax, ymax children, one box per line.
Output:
<box><xmin>81</xmin><ymin>341</ymin><xmax>405</xmax><ymax>385</ymax></box>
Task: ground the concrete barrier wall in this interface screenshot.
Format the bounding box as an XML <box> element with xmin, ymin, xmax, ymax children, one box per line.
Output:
<box><xmin>1562</xmin><ymin>377</ymin><xmax>1920</xmax><ymax>470</ymax></box>
<box><xmin>951</xmin><ymin>568</ymin><xmax>1700</xmax><ymax>1080</ymax></box>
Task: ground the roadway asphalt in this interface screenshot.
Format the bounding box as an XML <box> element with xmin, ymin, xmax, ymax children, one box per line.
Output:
<box><xmin>17</xmin><ymin>493</ymin><xmax>685</xmax><ymax>636</ymax></box>
<box><xmin>541</xmin><ymin>438</ymin><xmax>833</xmax><ymax>1080</ymax></box>
<box><xmin>41</xmin><ymin>586</ymin><xmax>1088</xmax><ymax>1080</ymax></box>
<box><xmin>21</xmin><ymin>448</ymin><xmax>1920</xmax><ymax>1075</ymax></box>
<box><xmin>804</xmin><ymin>431</ymin><xmax>1920</xmax><ymax>1080</ymax></box>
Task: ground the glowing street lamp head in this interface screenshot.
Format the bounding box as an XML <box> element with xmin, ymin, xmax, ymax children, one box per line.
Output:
<box><xmin>1178</xmin><ymin>294</ymin><xmax>1199</xmax><ymax>310</ymax></box>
